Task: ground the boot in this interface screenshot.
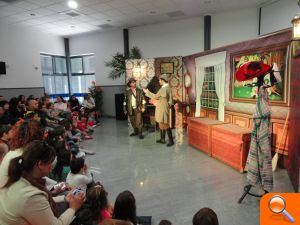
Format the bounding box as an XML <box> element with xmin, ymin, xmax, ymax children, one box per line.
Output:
<box><xmin>166</xmin><ymin>128</ymin><xmax>174</xmax><ymax>147</ymax></box>
<box><xmin>156</xmin><ymin>129</ymin><xmax>166</xmax><ymax>144</ymax></box>
<box><xmin>130</xmin><ymin>128</ymin><xmax>138</xmax><ymax>136</ymax></box>
<box><xmin>139</xmin><ymin>128</ymin><xmax>144</xmax><ymax>139</ymax></box>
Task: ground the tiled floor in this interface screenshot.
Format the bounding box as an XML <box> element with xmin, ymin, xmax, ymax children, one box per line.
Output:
<box><xmin>83</xmin><ymin>118</ymin><xmax>294</xmax><ymax>225</ymax></box>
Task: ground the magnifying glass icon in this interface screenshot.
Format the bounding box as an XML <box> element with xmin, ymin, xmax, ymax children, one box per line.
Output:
<box><xmin>268</xmin><ymin>195</ymin><xmax>295</xmax><ymax>223</ymax></box>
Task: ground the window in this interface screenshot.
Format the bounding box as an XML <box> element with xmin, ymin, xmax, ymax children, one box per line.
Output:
<box><xmin>70</xmin><ymin>54</ymin><xmax>95</xmax><ymax>99</ymax></box>
<box><xmin>201</xmin><ymin>66</ymin><xmax>219</xmax><ymax>109</ymax></box>
<box><xmin>40</xmin><ymin>54</ymin><xmax>69</xmax><ymax>99</ymax></box>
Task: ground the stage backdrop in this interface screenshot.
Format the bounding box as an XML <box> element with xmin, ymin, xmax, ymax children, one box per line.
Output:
<box><xmin>125</xmin><ymin>59</ymin><xmax>155</xmax><ymax>89</ymax></box>
<box><xmin>125</xmin><ymin>57</ymin><xmax>184</xmax><ymax>145</ymax></box>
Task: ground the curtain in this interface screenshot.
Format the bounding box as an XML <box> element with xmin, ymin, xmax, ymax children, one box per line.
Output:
<box><xmin>195</xmin><ymin>64</ymin><xmax>205</xmax><ymax>117</ymax></box>
<box><xmin>195</xmin><ymin>51</ymin><xmax>226</xmax><ymax>120</ymax></box>
<box><xmin>214</xmin><ymin>63</ymin><xmax>226</xmax><ymax>121</ymax></box>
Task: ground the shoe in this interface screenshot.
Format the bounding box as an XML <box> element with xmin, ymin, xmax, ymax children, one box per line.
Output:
<box><xmin>130</xmin><ymin>132</ymin><xmax>137</xmax><ymax>136</ymax></box>
<box><xmin>156</xmin><ymin>130</ymin><xmax>166</xmax><ymax>144</ymax></box>
<box><xmin>166</xmin><ymin>128</ymin><xmax>174</xmax><ymax>147</ymax></box>
<box><xmin>139</xmin><ymin>134</ymin><xmax>144</xmax><ymax>139</ymax></box>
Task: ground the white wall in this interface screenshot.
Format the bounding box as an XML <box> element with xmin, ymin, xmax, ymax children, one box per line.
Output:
<box><xmin>211</xmin><ymin>8</ymin><xmax>259</xmax><ymax>49</ymax></box>
<box><xmin>129</xmin><ymin>17</ymin><xmax>204</xmax><ymax>58</ymax></box>
<box><xmin>0</xmin><ymin>24</ymin><xmax>64</xmax><ymax>89</ymax></box>
<box><xmin>69</xmin><ymin>29</ymin><xmax>124</xmax><ymax>86</ymax></box>
<box><xmin>261</xmin><ymin>0</ymin><xmax>299</xmax><ymax>35</ymax></box>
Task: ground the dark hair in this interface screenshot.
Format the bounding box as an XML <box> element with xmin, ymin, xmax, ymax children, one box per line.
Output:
<box><xmin>193</xmin><ymin>208</ymin><xmax>219</xmax><ymax>225</ymax></box>
<box><xmin>84</xmin><ymin>94</ymin><xmax>90</xmax><ymax>100</ymax></box>
<box><xmin>0</xmin><ymin>124</ymin><xmax>11</xmax><ymax>138</ymax></box>
<box><xmin>159</xmin><ymin>220</ymin><xmax>172</xmax><ymax>225</ymax></box>
<box><xmin>86</xmin><ymin>183</ymin><xmax>108</xmax><ymax>221</ymax></box>
<box><xmin>113</xmin><ymin>190</ymin><xmax>136</xmax><ymax>225</ymax></box>
<box><xmin>9</xmin><ymin>119</ymin><xmax>44</xmax><ymax>149</ymax></box>
<box><xmin>5</xmin><ymin>140</ymin><xmax>57</xmax><ymax>214</ymax></box>
<box><xmin>9</xmin><ymin>97</ymin><xmax>19</xmax><ymax>109</ymax></box>
<box><xmin>70</xmin><ymin>157</ymin><xmax>85</xmax><ymax>174</ymax></box>
<box><xmin>56</xmin><ymin>96</ymin><xmax>66</xmax><ymax>103</ymax></box>
<box><xmin>6</xmin><ymin>140</ymin><xmax>55</xmax><ymax>186</ymax></box>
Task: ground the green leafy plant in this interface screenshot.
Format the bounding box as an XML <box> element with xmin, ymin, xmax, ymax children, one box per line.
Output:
<box><xmin>105</xmin><ymin>46</ymin><xmax>142</xmax><ymax>80</ymax></box>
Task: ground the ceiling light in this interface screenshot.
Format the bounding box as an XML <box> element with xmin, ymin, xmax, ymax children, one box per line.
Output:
<box><xmin>68</xmin><ymin>0</ymin><xmax>78</xmax><ymax>9</ymax></box>
<box><xmin>30</xmin><ymin>13</ymin><xmax>36</xmax><ymax>16</ymax></box>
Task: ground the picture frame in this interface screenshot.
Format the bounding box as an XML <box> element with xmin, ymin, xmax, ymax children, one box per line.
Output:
<box><xmin>160</xmin><ymin>62</ymin><xmax>174</xmax><ymax>74</ymax></box>
<box><xmin>229</xmin><ymin>44</ymin><xmax>290</xmax><ymax>106</ymax></box>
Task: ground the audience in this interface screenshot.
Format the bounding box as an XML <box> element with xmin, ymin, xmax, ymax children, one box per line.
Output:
<box><xmin>159</xmin><ymin>220</ymin><xmax>172</xmax><ymax>225</ymax></box>
<box><xmin>193</xmin><ymin>208</ymin><xmax>219</xmax><ymax>225</ymax></box>
<box><xmin>0</xmin><ymin>119</ymin><xmax>44</xmax><ymax>187</ymax></box>
<box><xmin>66</xmin><ymin>157</ymin><xmax>93</xmax><ymax>194</ymax></box>
<box><xmin>26</xmin><ymin>98</ymin><xmax>38</xmax><ymax>112</ymax></box>
<box><xmin>71</xmin><ymin>183</ymin><xmax>112</xmax><ymax>225</ymax></box>
<box><xmin>0</xmin><ymin>140</ymin><xmax>85</xmax><ymax>225</ymax></box>
<box><xmin>54</xmin><ymin>96</ymin><xmax>68</xmax><ymax>112</ymax></box>
<box><xmin>69</xmin><ymin>95</ymin><xmax>81</xmax><ymax>112</ymax></box>
<box><xmin>113</xmin><ymin>191</ymin><xmax>137</xmax><ymax>225</ymax></box>
<box><xmin>0</xmin><ymin>93</ymin><xmax>222</xmax><ymax>225</ymax></box>
<box><xmin>0</xmin><ymin>125</ymin><xmax>11</xmax><ymax>163</ymax></box>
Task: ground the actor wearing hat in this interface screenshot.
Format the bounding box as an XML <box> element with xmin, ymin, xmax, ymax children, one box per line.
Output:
<box><xmin>123</xmin><ymin>78</ymin><xmax>146</xmax><ymax>139</ymax></box>
<box><xmin>143</xmin><ymin>74</ymin><xmax>174</xmax><ymax>147</ymax></box>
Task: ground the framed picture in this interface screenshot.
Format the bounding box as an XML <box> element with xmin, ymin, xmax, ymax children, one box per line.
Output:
<box><xmin>160</xmin><ymin>62</ymin><xmax>174</xmax><ymax>74</ymax></box>
<box><xmin>230</xmin><ymin>44</ymin><xmax>290</xmax><ymax>106</ymax></box>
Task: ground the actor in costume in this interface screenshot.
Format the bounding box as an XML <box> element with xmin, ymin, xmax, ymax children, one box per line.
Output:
<box><xmin>143</xmin><ymin>74</ymin><xmax>174</xmax><ymax>147</ymax></box>
<box><xmin>123</xmin><ymin>78</ymin><xmax>146</xmax><ymax>139</ymax></box>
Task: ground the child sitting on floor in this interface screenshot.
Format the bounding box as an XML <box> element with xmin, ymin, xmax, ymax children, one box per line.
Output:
<box><xmin>66</xmin><ymin>157</ymin><xmax>93</xmax><ymax>194</ymax></box>
<box><xmin>71</xmin><ymin>183</ymin><xmax>113</xmax><ymax>225</ymax></box>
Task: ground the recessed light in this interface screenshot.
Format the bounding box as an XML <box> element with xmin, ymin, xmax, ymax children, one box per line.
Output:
<box><xmin>71</xmin><ymin>25</ymin><xmax>75</xmax><ymax>28</ymax></box>
<box><xmin>149</xmin><ymin>10</ymin><xmax>157</xmax><ymax>15</ymax></box>
<box><xmin>68</xmin><ymin>0</ymin><xmax>78</xmax><ymax>9</ymax></box>
<box><xmin>30</xmin><ymin>13</ymin><xmax>36</xmax><ymax>16</ymax></box>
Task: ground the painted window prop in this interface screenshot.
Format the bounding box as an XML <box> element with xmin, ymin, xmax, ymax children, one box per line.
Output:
<box><xmin>230</xmin><ymin>45</ymin><xmax>289</xmax><ymax>105</ymax></box>
<box><xmin>160</xmin><ymin>62</ymin><xmax>174</xmax><ymax>74</ymax></box>
<box><xmin>201</xmin><ymin>66</ymin><xmax>219</xmax><ymax>110</ymax></box>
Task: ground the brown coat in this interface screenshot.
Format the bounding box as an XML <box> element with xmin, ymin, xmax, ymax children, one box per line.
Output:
<box><xmin>123</xmin><ymin>88</ymin><xmax>145</xmax><ymax>116</ymax></box>
<box><xmin>146</xmin><ymin>84</ymin><xmax>173</xmax><ymax>124</ymax></box>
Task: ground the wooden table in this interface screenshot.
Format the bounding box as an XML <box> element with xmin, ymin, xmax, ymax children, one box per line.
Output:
<box><xmin>211</xmin><ymin>124</ymin><xmax>252</xmax><ymax>172</ymax></box>
<box><xmin>188</xmin><ymin>117</ymin><xmax>227</xmax><ymax>156</ymax></box>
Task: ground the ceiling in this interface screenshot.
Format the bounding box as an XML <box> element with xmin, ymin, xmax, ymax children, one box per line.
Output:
<box><xmin>0</xmin><ymin>0</ymin><xmax>270</xmax><ymax>36</ymax></box>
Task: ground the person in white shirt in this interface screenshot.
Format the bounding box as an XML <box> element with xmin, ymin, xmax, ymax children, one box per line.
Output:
<box><xmin>66</xmin><ymin>157</ymin><xmax>93</xmax><ymax>194</ymax></box>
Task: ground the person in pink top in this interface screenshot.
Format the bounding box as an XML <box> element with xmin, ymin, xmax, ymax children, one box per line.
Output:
<box><xmin>54</xmin><ymin>96</ymin><xmax>68</xmax><ymax>111</ymax></box>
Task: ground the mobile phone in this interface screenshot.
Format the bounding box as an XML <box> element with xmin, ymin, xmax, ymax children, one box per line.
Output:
<box><xmin>54</xmin><ymin>182</ymin><xmax>66</xmax><ymax>190</ymax></box>
<box><xmin>72</xmin><ymin>188</ymin><xmax>83</xmax><ymax>196</ymax></box>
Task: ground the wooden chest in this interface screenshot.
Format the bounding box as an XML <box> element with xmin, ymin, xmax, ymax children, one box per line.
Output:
<box><xmin>211</xmin><ymin>124</ymin><xmax>252</xmax><ymax>172</ymax></box>
<box><xmin>188</xmin><ymin>117</ymin><xmax>227</xmax><ymax>156</ymax></box>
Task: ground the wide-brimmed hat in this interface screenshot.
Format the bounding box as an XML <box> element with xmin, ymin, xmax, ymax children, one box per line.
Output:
<box><xmin>159</xmin><ymin>74</ymin><xmax>169</xmax><ymax>82</ymax></box>
<box><xmin>235</xmin><ymin>61</ymin><xmax>272</xmax><ymax>82</ymax></box>
<box><xmin>127</xmin><ymin>78</ymin><xmax>136</xmax><ymax>87</ymax></box>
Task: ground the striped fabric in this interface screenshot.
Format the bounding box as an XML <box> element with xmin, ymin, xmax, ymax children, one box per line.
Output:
<box><xmin>246</xmin><ymin>86</ymin><xmax>273</xmax><ymax>191</ymax></box>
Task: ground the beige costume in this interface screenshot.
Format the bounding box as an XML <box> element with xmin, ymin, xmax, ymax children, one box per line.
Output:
<box><xmin>146</xmin><ymin>83</ymin><xmax>173</xmax><ymax>129</ymax></box>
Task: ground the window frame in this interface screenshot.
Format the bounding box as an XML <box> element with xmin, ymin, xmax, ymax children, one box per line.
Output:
<box><xmin>70</xmin><ymin>54</ymin><xmax>95</xmax><ymax>76</ymax></box>
<box><xmin>41</xmin><ymin>53</ymin><xmax>67</xmax><ymax>77</ymax></box>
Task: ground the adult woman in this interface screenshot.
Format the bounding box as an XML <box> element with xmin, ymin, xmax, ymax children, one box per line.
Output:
<box><xmin>112</xmin><ymin>190</ymin><xmax>137</xmax><ymax>225</ymax></box>
<box><xmin>9</xmin><ymin>97</ymin><xmax>23</xmax><ymax>124</ymax></box>
<box><xmin>0</xmin><ymin>119</ymin><xmax>44</xmax><ymax>187</ymax></box>
<box><xmin>54</xmin><ymin>96</ymin><xmax>68</xmax><ymax>111</ymax></box>
<box><xmin>0</xmin><ymin>140</ymin><xmax>84</xmax><ymax>225</ymax></box>
<box><xmin>143</xmin><ymin>74</ymin><xmax>174</xmax><ymax>147</ymax></box>
<box><xmin>69</xmin><ymin>95</ymin><xmax>81</xmax><ymax>112</ymax></box>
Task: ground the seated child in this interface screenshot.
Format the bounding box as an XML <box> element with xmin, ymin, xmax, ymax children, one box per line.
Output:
<box><xmin>66</xmin><ymin>157</ymin><xmax>93</xmax><ymax>194</ymax></box>
<box><xmin>193</xmin><ymin>208</ymin><xmax>219</xmax><ymax>225</ymax></box>
<box><xmin>71</xmin><ymin>183</ymin><xmax>113</xmax><ymax>225</ymax></box>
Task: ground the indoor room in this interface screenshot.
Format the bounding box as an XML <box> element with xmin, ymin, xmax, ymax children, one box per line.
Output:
<box><xmin>0</xmin><ymin>0</ymin><xmax>299</xmax><ymax>225</ymax></box>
